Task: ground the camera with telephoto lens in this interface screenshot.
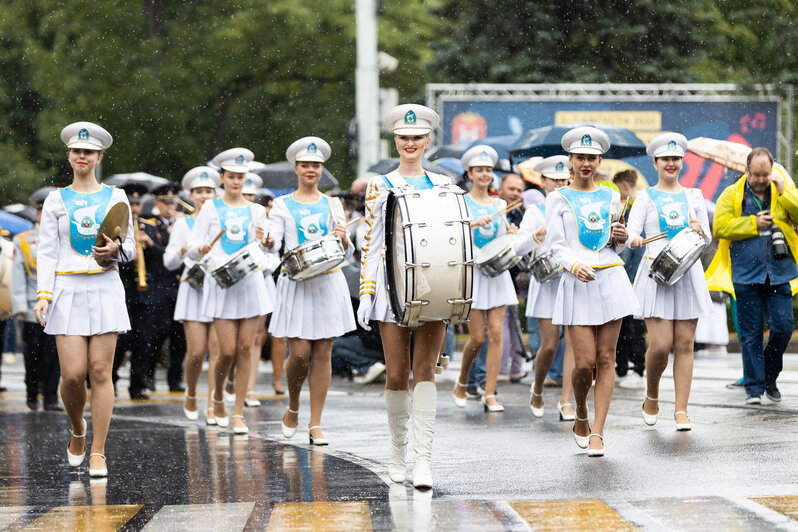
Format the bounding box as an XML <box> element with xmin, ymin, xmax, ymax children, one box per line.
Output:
<box><xmin>771</xmin><ymin>227</ymin><xmax>789</xmax><ymax>260</ymax></box>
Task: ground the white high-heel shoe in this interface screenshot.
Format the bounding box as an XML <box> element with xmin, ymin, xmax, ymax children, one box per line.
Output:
<box><xmin>481</xmin><ymin>394</ymin><xmax>504</xmax><ymax>412</ymax></box>
<box><xmin>557</xmin><ymin>401</ymin><xmax>575</xmax><ymax>422</ymax></box>
<box><xmin>89</xmin><ymin>453</ymin><xmax>108</xmax><ymax>477</ymax></box>
<box><xmin>587</xmin><ymin>434</ymin><xmax>605</xmax><ymax>457</ymax></box>
<box><xmin>529</xmin><ymin>391</ymin><xmax>544</xmax><ymax>418</ymax></box>
<box><xmin>205</xmin><ymin>406</ymin><xmax>217</xmax><ymax>426</ymax></box>
<box><xmin>674</xmin><ymin>411</ymin><xmax>692</xmax><ymax>431</ymax></box>
<box><xmin>67</xmin><ymin>418</ymin><xmax>87</xmax><ymax>467</ymax></box>
<box><xmin>572</xmin><ymin>417</ymin><xmax>590</xmax><ymax>449</ymax></box>
<box><xmin>452</xmin><ymin>382</ymin><xmax>467</xmax><ymax>408</ymax></box>
<box><xmin>642</xmin><ymin>395</ymin><xmax>658</xmax><ymax>426</ymax></box>
<box><xmin>183</xmin><ymin>393</ymin><xmax>198</xmax><ymax>421</ymax></box>
<box><xmin>213</xmin><ymin>398</ymin><xmax>229</xmax><ymax>427</ymax></box>
<box><xmin>308</xmin><ymin>426</ymin><xmax>329</xmax><ymax>446</ymax></box>
<box><xmin>281</xmin><ymin>407</ymin><xmax>299</xmax><ymax>438</ymax></box>
<box><xmin>231</xmin><ymin>414</ymin><xmax>249</xmax><ymax>434</ymax></box>
<box><xmin>244</xmin><ymin>393</ymin><xmax>261</xmax><ymax>407</ymax></box>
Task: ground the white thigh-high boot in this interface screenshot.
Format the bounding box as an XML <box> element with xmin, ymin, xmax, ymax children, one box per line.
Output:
<box><xmin>385</xmin><ymin>389</ymin><xmax>411</xmax><ymax>483</ymax></box>
<box><xmin>411</xmin><ymin>381</ymin><xmax>437</xmax><ymax>489</ymax></box>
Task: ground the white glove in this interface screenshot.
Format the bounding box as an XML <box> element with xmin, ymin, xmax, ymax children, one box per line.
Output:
<box><xmin>357</xmin><ymin>295</ymin><xmax>373</xmax><ymax>331</ymax></box>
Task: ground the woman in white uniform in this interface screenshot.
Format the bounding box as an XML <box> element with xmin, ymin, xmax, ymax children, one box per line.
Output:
<box><xmin>265</xmin><ymin>137</ymin><xmax>355</xmax><ymax>445</ymax></box>
<box><xmin>453</xmin><ymin>146</ymin><xmax>517</xmax><ymax>412</ymax></box>
<box><xmin>546</xmin><ymin>126</ymin><xmax>638</xmax><ymax>457</ymax></box>
<box><xmin>513</xmin><ymin>156</ymin><xmax>575</xmax><ymax>421</ymax></box>
<box><xmin>187</xmin><ymin>148</ymin><xmax>272</xmax><ymax>435</ymax></box>
<box><xmin>357</xmin><ymin>104</ymin><xmax>451</xmax><ymax>489</ymax></box>
<box><xmin>163</xmin><ymin>167</ymin><xmax>220</xmax><ymax>422</ymax></box>
<box><xmin>627</xmin><ymin>133</ymin><xmax>712</xmax><ymax>431</ymax></box>
<box><xmin>34</xmin><ymin>122</ymin><xmax>135</xmax><ymax>477</ymax></box>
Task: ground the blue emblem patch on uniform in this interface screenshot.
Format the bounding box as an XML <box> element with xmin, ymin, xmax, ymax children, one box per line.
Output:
<box><xmin>235</xmin><ymin>155</ymin><xmax>244</xmax><ymax>164</ymax></box>
<box><xmin>78</xmin><ymin>128</ymin><xmax>89</xmax><ymax>141</ymax></box>
<box><xmin>201</xmin><ymin>171</ymin><xmax>208</xmax><ymax>178</ymax></box>
<box><xmin>480</xmin><ymin>151</ymin><xmax>488</xmax><ymax>160</ymax></box>
<box><xmin>404</xmin><ymin>110</ymin><xmax>416</xmax><ymax>125</ymax></box>
<box><xmin>308</xmin><ymin>143</ymin><xmax>317</xmax><ymax>153</ymax></box>
<box><xmin>581</xmin><ymin>134</ymin><xmax>592</xmax><ymax>146</ymax></box>
<box><xmin>668</xmin><ymin>140</ymin><xmax>677</xmax><ymax>151</ymax></box>
<box><xmin>555</xmin><ymin>162</ymin><xmax>564</xmax><ymax>171</ymax></box>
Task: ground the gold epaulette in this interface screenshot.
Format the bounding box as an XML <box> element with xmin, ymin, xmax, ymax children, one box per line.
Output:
<box><xmin>139</xmin><ymin>218</ymin><xmax>157</xmax><ymax>226</ymax></box>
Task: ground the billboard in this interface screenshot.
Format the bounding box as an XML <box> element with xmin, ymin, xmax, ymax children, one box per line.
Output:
<box><xmin>431</xmin><ymin>85</ymin><xmax>786</xmax><ymax>202</ymax></box>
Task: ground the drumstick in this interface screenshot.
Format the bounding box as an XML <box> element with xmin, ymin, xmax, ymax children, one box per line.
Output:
<box><xmin>209</xmin><ymin>227</ymin><xmax>226</xmax><ymax>247</ymax></box>
<box><xmin>345</xmin><ymin>216</ymin><xmax>363</xmax><ymax>227</ymax></box>
<box><xmin>641</xmin><ymin>232</ymin><xmax>668</xmax><ymax>245</ymax></box>
<box><xmin>488</xmin><ymin>199</ymin><xmax>523</xmax><ymax>222</ymax></box>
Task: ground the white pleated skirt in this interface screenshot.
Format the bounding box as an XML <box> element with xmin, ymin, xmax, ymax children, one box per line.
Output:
<box><xmin>174</xmin><ymin>281</ymin><xmax>212</xmax><ymax>323</ymax></box>
<box><xmin>264</xmin><ymin>274</ymin><xmax>276</xmax><ymax>304</ymax></box>
<box><xmin>45</xmin><ymin>271</ymin><xmax>130</xmax><ymax>336</ymax></box>
<box><xmin>633</xmin><ymin>259</ymin><xmax>712</xmax><ymax>320</ymax></box>
<box><xmin>269</xmin><ymin>270</ymin><xmax>356</xmax><ymax>339</ymax></box>
<box><xmin>472</xmin><ymin>268</ymin><xmax>518</xmax><ymax>310</ymax></box>
<box><xmin>553</xmin><ymin>266</ymin><xmax>638</xmax><ymax>326</ymax></box>
<box><xmin>526</xmin><ymin>276</ymin><xmax>559</xmax><ymax>319</ymax></box>
<box><xmin>201</xmin><ymin>270</ymin><xmax>272</xmax><ymax>320</ymax></box>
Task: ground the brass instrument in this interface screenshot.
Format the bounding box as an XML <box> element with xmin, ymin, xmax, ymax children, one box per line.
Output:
<box><xmin>133</xmin><ymin>215</ymin><xmax>147</xmax><ymax>291</ymax></box>
<box><xmin>177</xmin><ymin>197</ymin><xmax>196</xmax><ymax>214</ymax></box>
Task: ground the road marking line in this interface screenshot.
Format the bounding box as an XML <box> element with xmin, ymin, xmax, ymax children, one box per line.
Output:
<box><xmin>266</xmin><ymin>501</ymin><xmax>371</xmax><ymax>531</ymax></box>
<box><xmin>0</xmin><ymin>506</ymin><xmax>33</xmax><ymax>530</ymax></box>
<box><xmin>142</xmin><ymin>502</ymin><xmax>255</xmax><ymax>531</ymax></box>
<box><xmin>509</xmin><ymin>499</ymin><xmax>637</xmax><ymax>531</ymax></box>
<box><xmin>749</xmin><ymin>496</ymin><xmax>798</xmax><ymax>522</ymax></box>
<box><xmin>23</xmin><ymin>505</ymin><xmax>142</xmax><ymax>531</ymax></box>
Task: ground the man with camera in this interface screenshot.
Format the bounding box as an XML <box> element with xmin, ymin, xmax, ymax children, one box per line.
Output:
<box><xmin>711</xmin><ymin>147</ymin><xmax>798</xmax><ymax>404</ymax></box>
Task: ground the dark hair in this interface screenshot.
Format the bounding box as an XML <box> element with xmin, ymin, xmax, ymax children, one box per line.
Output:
<box><xmin>612</xmin><ymin>169</ymin><xmax>637</xmax><ymax>186</ymax></box>
<box><xmin>501</xmin><ymin>173</ymin><xmax>524</xmax><ymax>186</ymax></box>
<box><xmin>746</xmin><ymin>147</ymin><xmax>774</xmax><ymax>169</ymax></box>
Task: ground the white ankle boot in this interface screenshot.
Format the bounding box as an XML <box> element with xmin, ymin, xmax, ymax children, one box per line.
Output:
<box><xmin>385</xmin><ymin>390</ymin><xmax>411</xmax><ymax>483</ymax></box>
<box><xmin>411</xmin><ymin>381</ymin><xmax>436</xmax><ymax>489</ymax></box>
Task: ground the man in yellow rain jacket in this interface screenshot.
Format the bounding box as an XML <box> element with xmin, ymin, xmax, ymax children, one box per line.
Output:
<box><xmin>705</xmin><ymin>148</ymin><xmax>798</xmax><ymax>405</ymax></box>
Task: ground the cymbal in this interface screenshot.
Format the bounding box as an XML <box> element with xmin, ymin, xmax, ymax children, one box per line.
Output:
<box><xmin>95</xmin><ymin>202</ymin><xmax>130</xmax><ymax>267</ymax></box>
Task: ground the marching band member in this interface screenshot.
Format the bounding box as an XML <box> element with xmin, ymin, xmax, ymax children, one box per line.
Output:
<box><xmin>453</xmin><ymin>146</ymin><xmax>518</xmax><ymax>413</ymax></box>
<box><xmin>627</xmin><ymin>133</ymin><xmax>712</xmax><ymax>431</ymax></box>
<box><xmin>163</xmin><ymin>166</ymin><xmax>220</xmax><ymax>422</ymax></box>
<box><xmin>357</xmin><ymin>104</ymin><xmax>450</xmax><ymax>489</ymax></box>
<box><xmin>546</xmin><ymin>126</ymin><xmax>638</xmax><ymax>456</ymax></box>
<box><xmin>187</xmin><ymin>148</ymin><xmax>272</xmax><ymax>435</ymax></box>
<box><xmin>34</xmin><ymin>122</ymin><xmax>135</xmax><ymax>477</ymax></box>
<box><xmin>265</xmin><ymin>137</ymin><xmax>355</xmax><ymax>445</ymax></box>
<box><xmin>513</xmin><ymin>156</ymin><xmax>576</xmax><ymax>421</ymax></box>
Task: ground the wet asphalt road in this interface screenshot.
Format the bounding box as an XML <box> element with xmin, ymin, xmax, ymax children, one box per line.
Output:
<box><xmin>1</xmin><ymin>352</ymin><xmax>797</xmax><ymax>530</ymax></box>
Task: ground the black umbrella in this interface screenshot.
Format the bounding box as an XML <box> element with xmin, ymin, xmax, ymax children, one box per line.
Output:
<box><xmin>103</xmin><ymin>172</ymin><xmax>170</xmax><ymax>192</ymax></box>
<box><xmin>425</xmin><ymin>144</ymin><xmax>467</xmax><ymax>161</ymax></box>
<box><xmin>251</xmin><ymin>162</ymin><xmax>338</xmax><ymax>190</ymax></box>
<box><xmin>510</xmin><ymin>123</ymin><xmax>647</xmax><ymax>159</ymax></box>
<box><xmin>367</xmin><ymin>158</ymin><xmax>462</xmax><ymax>181</ymax></box>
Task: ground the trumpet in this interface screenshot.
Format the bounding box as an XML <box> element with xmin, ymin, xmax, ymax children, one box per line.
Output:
<box><xmin>177</xmin><ymin>197</ymin><xmax>195</xmax><ymax>214</ymax></box>
<box><xmin>133</xmin><ymin>215</ymin><xmax>147</xmax><ymax>291</ymax></box>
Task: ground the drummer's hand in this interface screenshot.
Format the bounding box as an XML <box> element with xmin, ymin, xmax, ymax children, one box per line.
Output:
<box><xmin>573</xmin><ymin>263</ymin><xmax>596</xmax><ymax>283</ymax></box>
<box><xmin>138</xmin><ymin>231</ymin><xmax>153</xmax><ymax>248</ymax></box>
<box><xmin>629</xmin><ymin>236</ymin><xmax>644</xmax><ymax>249</ymax></box>
<box><xmin>770</xmin><ymin>172</ymin><xmax>786</xmax><ymax>195</ymax></box>
<box><xmin>357</xmin><ymin>295</ymin><xmax>373</xmax><ymax>331</ymax></box>
<box><xmin>179</xmin><ymin>242</ymin><xmax>188</xmax><ymax>258</ymax></box>
<box><xmin>610</xmin><ymin>221</ymin><xmax>627</xmax><ymax>244</ymax></box>
<box><xmin>470</xmin><ymin>215</ymin><xmax>493</xmax><ymax>229</ymax></box>
<box><xmin>255</xmin><ymin>225</ymin><xmax>265</xmax><ymax>241</ymax></box>
<box><xmin>263</xmin><ymin>235</ymin><xmax>275</xmax><ymax>249</ymax></box>
<box><xmin>755</xmin><ymin>210</ymin><xmax>773</xmax><ymax>230</ymax></box>
<box><xmin>534</xmin><ymin>226</ymin><xmax>547</xmax><ymax>240</ymax></box>
<box><xmin>688</xmin><ymin>219</ymin><xmax>705</xmax><ymax>237</ymax></box>
<box><xmin>333</xmin><ymin>223</ymin><xmax>348</xmax><ymax>250</ymax></box>
<box><xmin>33</xmin><ymin>299</ymin><xmax>48</xmax><ymax>326</ymax></box>
<box><xmin>506</xmin><ymin>223</ymin><xmax>518</xmax><ymax>235</ymax></box>
<box><xmin>198</xmin><ymin>242</ymin><xmax>212</xmax><ymax>256</ymax></box>
<box><xmin>92</xmin><ymin>233</ymin><xmax>119</xmax><ymax>262</ymax></box>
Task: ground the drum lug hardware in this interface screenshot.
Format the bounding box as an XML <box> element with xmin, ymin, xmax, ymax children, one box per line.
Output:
<box><xmin>447</xmin><ymin>260</ymin><xmax>474</xmax><ymax>267</ymax></box>
<box><xmin>401</xmin><ymin>221</ymin><xmax>427</xmax><ymax>228</ymax></box>
<box><xmin>406</xmin><ymin>262</ymin><xmax>431</xmax><ymax>268</ymax></box>
<box><xmin>444</xmin><ymin>218</ymin><xmax>471</xmax><ymax>226</ymax></box>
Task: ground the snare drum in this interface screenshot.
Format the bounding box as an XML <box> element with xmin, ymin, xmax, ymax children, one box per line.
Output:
<box><xmin>281</xmin><ymin>235</ymin><xmax>346</xmax><ymax>281</ymax></box>
<box><xmin>183</xmin><ymin>255</ymin><xmax>214</xmax><ymax>290</ymax></box>
<box><xmin>529</xmin><ymin>251</ymin><xmax>562</xmax><ymax>283</ymax></box>
<box><xmin>384</xmin><ymin>186</ymin><xmax>473</xmax><ymax>327</ymax></box>
<box><xmin>474</xmin><ymin>234</ymin><xmax>523</xmax><ymax>277</ymax></box>
<box><xmin>648</xmin><ymin>227</ymin><xmax>707</xmax><ymax>286</ymax></box>
<box><xmin>211</xmin><ymin>241</ymin><xmax>267</xmax><ymax>288</ymax></box>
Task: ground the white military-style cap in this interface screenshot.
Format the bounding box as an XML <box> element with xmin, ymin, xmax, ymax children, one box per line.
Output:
<box><xmin>211</xmin><ymin>147</ymin><xmax>254</xmax><ymax>174</ymax></box>
<box><xmin>561</xmin><ymin>126</ymin><xmax>611</xmax><ymax>155</ymax></box>
<box><xmin>646</xmin><ymin>132</ymin><xmax>688</xmax><ymax>158</ymax></box>
<box><xmin>461</xmin><ymin>145</ymin><xmax>498</xmax><ymax>170</ymax></box>
<box><xmin>60</xmin><ymin>121</ymin><xmax>113</xmax><ymax>150</ymax></box>
<box><xmin>286</xmin><ymin>136</ymin><xmax>331</xmax><ymax>163</ymax></box>
<box><xmin>534</xmin><ymin>155</ymin><xmax>571</xmax><ymax>180</ymax></box>
<box><xmin>242</xmin><ymin>173</ymin><xmax>263</xmax><ymax>195</ymax></box>
<box><xmin>383</xmin><ymin>104</ymin><xmax>440</xmax><ymax>135</ymax></box>
<box><xmin>181</xmin><ymin>166</ymin><xmax>221</xmax><ymax>191</ymax></box>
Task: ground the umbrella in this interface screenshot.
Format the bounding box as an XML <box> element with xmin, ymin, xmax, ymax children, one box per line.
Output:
<box><xmin>367</xmin><ymin>159</ymin><xmax>461</xmax><ymax>181</ymax></box>
<box><xmin>0</xmin><ymin>210</ymin><xmax>34</xmax><ymax>236</ymax></box>
<box><xmin>687</xmin><ymin>137</ymin><xmax>751</xmax><ymax>174</ymax></box>
<box><xmin>2</xmin><ymin>204</ymin><xmax>37</xmax><ymax>224</ymax></box>
<box><xmin>426</xmin><ymin>144</ymin><xmax>467</xmax><ymax>161</ymax></box>
<box><xmin>510</xmin><ymin>123</ymin><xmax>646</xmax><ymax>160</ymax></box>
<box><xmin>103</xmin><ymin>172</ymin><xmax>170</xmax><ymax>192</ymax></box>
<box><xmin>251</xmin><ymin>162</ymin><xmax>338</xmax><ymax>190</ymax></box>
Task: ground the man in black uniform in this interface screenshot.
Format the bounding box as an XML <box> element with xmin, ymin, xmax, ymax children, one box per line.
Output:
<box><xmin>113</xmin><ymin>183</ymin><xmax>151</xmax><ymax>399</ymax></box>
<box><xmin>140</xmin><ymin>182</ymin><xmax>186</xmax><ymax>392</ymax></box>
